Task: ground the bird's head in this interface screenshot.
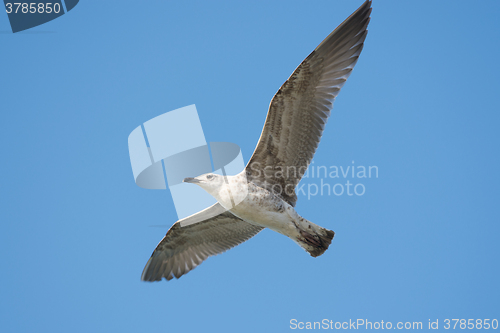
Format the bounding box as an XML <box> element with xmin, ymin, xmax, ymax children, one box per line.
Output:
<box><xmin>184</xmin><ymin>171</ymin><xmax>249</xmax><ymax>210</ymax></box>
<box><xmin>183</xmin><ymin>173</ymin><xmax>225</xmax><ymax>196</ymax></box>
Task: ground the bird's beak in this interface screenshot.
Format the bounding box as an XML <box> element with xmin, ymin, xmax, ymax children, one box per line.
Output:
<box><xmin>183</xmin><ymin>177</ymin><xmax>200</xmax><ymax>184</ymax></box>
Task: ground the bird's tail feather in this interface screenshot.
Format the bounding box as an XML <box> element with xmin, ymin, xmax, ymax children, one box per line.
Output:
<box><xmin>295</xmin><ymin>220</ymin><xmax>335</xmax><ymax>257</ymax></box>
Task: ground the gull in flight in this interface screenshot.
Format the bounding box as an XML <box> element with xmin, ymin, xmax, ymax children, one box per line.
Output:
<box><xmin>141</xmin><ymin>0</ymin><xmax>371</xmax><ymax>281</ymax></box>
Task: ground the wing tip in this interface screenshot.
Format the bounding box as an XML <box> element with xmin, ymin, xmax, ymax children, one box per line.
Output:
<box><xmin>315</xmin><ymin>0</ymin><xmax>372</xmax><ymax>52</ymax></box>
<box><xmin>140</xmin><ymin>256</ymin><xmax>156</xmax><ymax>282</ymax></box>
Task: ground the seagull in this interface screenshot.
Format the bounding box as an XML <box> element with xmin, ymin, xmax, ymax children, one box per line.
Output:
<box><xmin>141</xmin><ymin>0</ymin><xmax>371</xmax><ymax>282</ymax></box>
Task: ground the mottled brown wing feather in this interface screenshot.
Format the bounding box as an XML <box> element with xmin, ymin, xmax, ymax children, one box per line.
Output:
<box><xmin>141</xmin><ymin>203</ymin><xmax>263</xmax><ymax>282</ymax></box>
<box><xmin>246</xmin><ymin>0</ymin><xmax>372</xmax><ymax>206</ymax></box>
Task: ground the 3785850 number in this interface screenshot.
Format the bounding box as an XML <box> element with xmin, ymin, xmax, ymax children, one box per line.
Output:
<box><xmin>444</xmin><ymin>319</ymin><xmax>498</xmax><ymax>330</ymax></box>
<box><xmin>5</xmin><ymin>3</ymin><xmax>61</xmax><ymax>14</ymax></box>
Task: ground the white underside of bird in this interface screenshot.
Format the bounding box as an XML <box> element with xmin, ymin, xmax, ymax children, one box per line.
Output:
<box><xmin>184</xmin><ymin>171</ymin><xmax>334</xmax><ymax>257</ymax></box>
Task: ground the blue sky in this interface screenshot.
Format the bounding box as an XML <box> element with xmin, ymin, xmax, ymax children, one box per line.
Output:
<box><xmin>1</xmin><ymin>1</ymin><xmax>499</xmax><ymax>332</ymax></box>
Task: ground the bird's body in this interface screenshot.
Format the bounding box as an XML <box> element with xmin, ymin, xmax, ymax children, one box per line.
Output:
<box><xmin>140</xmin><ymin>0</ymin><xmax>372</xmax><ymax>282</ymax></box>
<box><xmin>194</xmin><ymin>172</ymin><xmax>334</xmax><ymax>257</ymax></box>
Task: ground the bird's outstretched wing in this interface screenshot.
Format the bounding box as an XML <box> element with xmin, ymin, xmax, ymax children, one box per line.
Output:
<box><xmin>246</xmin><ymin>0</ymin><xmax>372</xmax><ymax>206</ymax></box>
<box><xmin>141</xmin><ymin>203</ymin><xmax>263</xmax><ymax>281</ymax></box>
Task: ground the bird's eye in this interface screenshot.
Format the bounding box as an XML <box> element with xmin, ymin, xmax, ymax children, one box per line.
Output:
<box><xmin>206</xmin><ymin>175</ymin><xmax>214</xmax><ymax>180</ymax></box>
